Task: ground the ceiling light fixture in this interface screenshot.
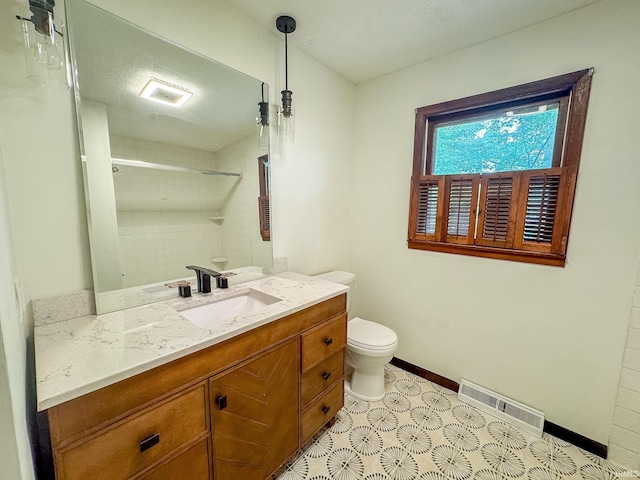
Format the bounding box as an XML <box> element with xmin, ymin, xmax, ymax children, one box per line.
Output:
<box><xmin>16</xmin><ymin>0</ymin><xmax>68</xmax><ymax>88</ymax></box>
<box><xmin>276</xmin><ymin>15</ymin><xmax>296</xmax><ymax>144</ymax></box>
<box><xmin>139</xmin><ymin>78</ymin><xmax>193</xmax><ymax>107</ymax></box>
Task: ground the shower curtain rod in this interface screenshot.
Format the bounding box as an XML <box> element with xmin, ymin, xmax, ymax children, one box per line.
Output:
<box><xmin>111</xmin><ymin>157</ymin><xmax>243</xmax><ymax>178</ymax></box>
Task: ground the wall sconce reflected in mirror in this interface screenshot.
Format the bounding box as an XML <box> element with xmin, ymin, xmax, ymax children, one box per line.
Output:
<box><xmin>257</xmin><ymin>82</ymin><xmax>269</xmax><ymax>151</ymax></box>
<box><xmin>17</xmin><ymin>0</ymin><xmax>69</xmax><ymax>89</ymax></box>
<box><xmin>276</xmin><ymin>15</ymin><xmax>296</xmax><ymax>144</ymax></box>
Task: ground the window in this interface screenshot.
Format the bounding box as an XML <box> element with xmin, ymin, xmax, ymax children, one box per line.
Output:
<box><xmin>408</xmin><ymin>69</ymin><xmax>593</xmax><ymax>266</ymax></box>
<box><xmin>258</xmin><ymin>155</ymin><xmax>270</xmax><ymax>241</ymax></box>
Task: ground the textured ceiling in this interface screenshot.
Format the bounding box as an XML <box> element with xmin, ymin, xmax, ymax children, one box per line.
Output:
<box><xmin>22</xmin><ymin>0</ymin><xmax>603</xmax><ymax>150</ymax></box>
<box><xmin>227</xmin><ymin>0</ymin><xmax>601</xmax><ymax>84</ymax></box>
<box><xmin>67</xmin><ymin>0</ymin><xmax>263</xmax><ymax>152</ymax></box>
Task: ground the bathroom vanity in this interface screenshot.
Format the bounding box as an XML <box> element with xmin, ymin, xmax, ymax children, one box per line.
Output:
<box><xmin>35</xmin><ymin>275</ymin><xmax>348</xmax><ymax>480</ymax></box>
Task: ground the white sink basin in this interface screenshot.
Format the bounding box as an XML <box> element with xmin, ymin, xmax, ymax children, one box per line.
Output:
<box><xmin>179</xmin><ymin>290</ymin><xmax>281</xmax><ymax>328</ymax></box>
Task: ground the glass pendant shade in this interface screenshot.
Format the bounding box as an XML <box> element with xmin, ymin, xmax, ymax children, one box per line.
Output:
<box><xmin>278</xmin><ymin>106</ymin><xmax>295</xmax><ymax>144</ymax></box>
<box><xmin>20</xmin><ymin>6</ymin><xmax>68</xmax><ymax>89</ymax></box>
<box><xmin>257</xmin><ymin>121</ymin><xmax>270</xmax><ymax>151</ymax></box>
<box><xmin>256</xmin><ymin>100</ymin><xmax>269</xmax><ymax>151</ymax></box>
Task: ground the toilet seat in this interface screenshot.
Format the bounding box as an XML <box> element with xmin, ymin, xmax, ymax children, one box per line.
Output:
<box><xmin>348</xmin><ymin>317</ymin><xmax>398</xmax><ymax>351</ymax></box>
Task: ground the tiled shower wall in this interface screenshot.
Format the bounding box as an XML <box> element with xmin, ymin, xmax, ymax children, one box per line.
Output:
<box><xmin>110</xmin><ymin>135</ymin><xmax>241</xmax><ymax>287</ymax></box>
<box><xmin>116</xmin><ymin>211</ymin><xmax>218</xmax><ymax>287</ymax></box>
<box><xmin>608</xmin><ymin>266</ymin><xmax>640</xmax><ymax>470</ymax></box>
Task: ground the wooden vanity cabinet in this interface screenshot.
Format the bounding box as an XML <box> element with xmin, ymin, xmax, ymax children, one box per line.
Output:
<box><xmin>45</xmin><ymin>294</ymin><xmax>346</xmax><ymax>480</ymax></box>
<box><xmin>210</xmin><ymin>339</ymin><xmax>300</xmax><ymax>479</ymax></box>
<box><xmin>300</xmin><ymin>314</ymin><xmax>346</xmax><ymax>443</ymax></box>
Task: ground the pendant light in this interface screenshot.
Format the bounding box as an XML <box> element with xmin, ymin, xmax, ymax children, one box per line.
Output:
<box><xmin>257</xmin><ymin>82</ymin><xmax>269</xmax><ymax>151</ymax></box>
<box><xmin>17</xmin><ymin>0</ymin><xmax>69</xmax><ymax>89</ymax></box>
<box><xmin>276</xmin><ymin>15</ymin><xmax>296</xmax><ymax>144</ymax></box>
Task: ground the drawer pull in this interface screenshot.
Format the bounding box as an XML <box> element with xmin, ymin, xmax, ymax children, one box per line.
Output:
<box><xmin>322</xmin><ymin>405</ymin><xmax>331</xmax><ymax>415</ymax></box>
<box><xmin>139</xmin><ymin>433</ymin><xmax>160</xmax><ymax>453</ymax></box>
<box><xmin>323</xmin><ymin>337</ymin><xmax>333</xmax><ymax>346</ymax></box>
<box><xmin>322</xmin><ymin>371</ymin><xmax>331</xmax><ymax>381</ymax></box>
<box><xmin>216</xmin><ymin>395</ymin><xmax>228</xmax><ymax>410</ymax></box>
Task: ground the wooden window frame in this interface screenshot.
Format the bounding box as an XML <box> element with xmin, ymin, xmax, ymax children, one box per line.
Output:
<box><xmin>408</xmin><ymin>69</ymin><xmax>593</xmax><ymax>266</ymax></box>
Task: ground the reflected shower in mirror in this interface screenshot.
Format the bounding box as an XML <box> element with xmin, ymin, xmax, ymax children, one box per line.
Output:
<box><xmin>66</xmin><ymin>0</ymin><xmax>272</xmax><ymax>314</ymax></box>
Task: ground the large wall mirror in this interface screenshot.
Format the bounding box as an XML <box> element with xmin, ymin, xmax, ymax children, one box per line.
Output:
<box><xmin>66</xmin><ymin>0</ymin><xmax>272</xmax><ymax>314</ymax></box>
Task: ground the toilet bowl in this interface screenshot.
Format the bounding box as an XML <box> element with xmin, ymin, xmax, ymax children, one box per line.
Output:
<box><xmin>312</xmin><ymin>271</ymin><xmax>398</xmax><ymax>401</ymax></box>
<box><xmin>346</xmin><ymin>317</ymin><xmax>398</xmax><ymax>401</ymax></box>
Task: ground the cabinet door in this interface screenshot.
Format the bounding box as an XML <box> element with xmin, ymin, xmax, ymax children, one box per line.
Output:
<box><xmin>140</xmin><ymin>437</ymin><xmax>210</xmax><ymax>480</ymax></box>
<box><xmin>210</xmin><ymin>339</ymin><xmax>299</xmax><ymax>480</ymax></box>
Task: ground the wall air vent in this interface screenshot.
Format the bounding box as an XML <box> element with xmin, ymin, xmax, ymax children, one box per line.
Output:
<box><xmin>458</xmin><ymin>379</ymin><xmax>544</xmax><ymax>437</ymax></box>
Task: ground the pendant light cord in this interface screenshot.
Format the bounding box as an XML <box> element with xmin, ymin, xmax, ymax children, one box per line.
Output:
<box><xmin>285</xmin><ymin>32</ymin><xmax>288</xmax><ymax>91</ymax></box>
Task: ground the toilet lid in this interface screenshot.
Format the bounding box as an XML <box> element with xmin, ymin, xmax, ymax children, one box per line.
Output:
<box><xmin>348</xmin><ymin>317</ymin><xmax>398</xmax><ymax>350</ymax></box>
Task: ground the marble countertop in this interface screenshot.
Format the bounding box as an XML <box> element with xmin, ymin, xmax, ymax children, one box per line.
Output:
<box><xmin>35</xmin><ymin>273</ymin><xmax>348</xmax><ymax>411</ymax></box>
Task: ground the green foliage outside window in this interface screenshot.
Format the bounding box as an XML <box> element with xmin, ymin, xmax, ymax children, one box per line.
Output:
<box><xmin>432</xmin><ymin>105</ymin><xmax>559</xmax><ymax>175</ymax></box>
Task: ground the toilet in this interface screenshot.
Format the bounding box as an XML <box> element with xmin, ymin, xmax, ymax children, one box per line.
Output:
<box><xmin>313</xmin><ymin>271</ymin><xmax>398</xmax><ymax>401</ymax></box>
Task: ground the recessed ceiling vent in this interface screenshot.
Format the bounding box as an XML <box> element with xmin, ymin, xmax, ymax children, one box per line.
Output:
<box><xmin>139</xmin><ymin>78</ymin><xmax>192</xmax><ymax>107</ymax></box>
<box><xmin>458</xmin><ymin>379</ymin><xmax>544</xmax><ymax>437</ymax></box>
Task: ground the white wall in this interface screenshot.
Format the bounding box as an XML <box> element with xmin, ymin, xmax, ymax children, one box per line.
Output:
<box><xmin>0</xmin><ymin>138</ymin><xmax>34</xmax><ymax>479</ymax></box>
<box><xmin>351</xmin><ymin>0</ymin><xmax>640</xmax><ymax>445</ymax></box>
<box><xmin>0</xmin><ymin>1</ymin><xmax>86</xmax><ymax>477</ymax></box>
<box><xmin>609</xmin><ymin>265</ymin><xmax>640</xmax><ymax>468</ymax></box>
<box><xmin>0</xmin><ymin>0</ymin><xmax>92</xmax><ymax>306</ymax></box>
<box><xmin>269</xmin><ymin>45</ymin><xmax>355</xmax><ymax>275</ymax></box>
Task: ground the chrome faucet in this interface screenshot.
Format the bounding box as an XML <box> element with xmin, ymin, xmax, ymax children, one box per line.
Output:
<box><xmin>186</xmin><ymin>265</ymin><xmax>221</xmax><ymax>294</ymax></box>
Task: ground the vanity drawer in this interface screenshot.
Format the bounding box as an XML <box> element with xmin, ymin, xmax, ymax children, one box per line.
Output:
<box><xmin>57</xmin><ymin>383</ymin><xmax>208</xmax><ymax>480</ymax></box>
<box><xmin>140</xmin><ymin>437</ymin><xmax>210</xmax><ymax>480</ymax></box>
<box><xmin>301</xmin><ymin>313</ymin><xmax>346</xmax><ymax>372</ymax></box>
<box><xmin>301</xmin><ymin>350</ymin><xmax>344</xmax><ymax>407</ymax></box>
<box><xmin>301</xmin><ymin>379</ymin><xmax>344</xmax><ymax>443</ymax></box>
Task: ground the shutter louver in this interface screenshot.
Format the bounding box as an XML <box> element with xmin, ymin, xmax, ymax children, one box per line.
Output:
<box><xmin>523</xmin><ymin>174</ymin><xmax>560</xmax><ymax>243</ymax></box>
<box><xmin>476</xmin><ymin>173</ymin><xmax>520</xmax><ymax>248</ymax></box>
<box><xmin>258</xmin><ymin>195</ymin><xmax>270</xmax><ymax>241</ymax></box>
<box><xmin>444</xmin><ymin>175</ymin><xmax>479</xmax><ymax>244</ymax></box>
<box><xmin>416</xmin><ymin>180</ymin><xmax>439</xmax><ymax>235</ymax></box>
<box><xmin>447</xmin><ymin>180</ymin><xmax>473</xmax><ymax>236</ymax></box>
<box><xmin>514</xmin><ymin>167</ymin><xmax>568</xmax><ymax>254</ymax></box>
<box><xmin>482</xmin><ymin>177</ymin><xmax>512</xmax><ymax>241</ymax></box>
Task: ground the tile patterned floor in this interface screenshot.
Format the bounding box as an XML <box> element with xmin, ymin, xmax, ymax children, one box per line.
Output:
<box><xmin>277</xmin><ymin>364</ymin><xmax>635</xmax><ymax>480</ymax></box>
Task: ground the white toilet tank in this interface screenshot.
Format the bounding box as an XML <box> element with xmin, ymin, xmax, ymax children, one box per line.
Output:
<box><xmin>313</xmin><ymin>271</ymin><xmax>355</xmax><ymax>311</ymax></box>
